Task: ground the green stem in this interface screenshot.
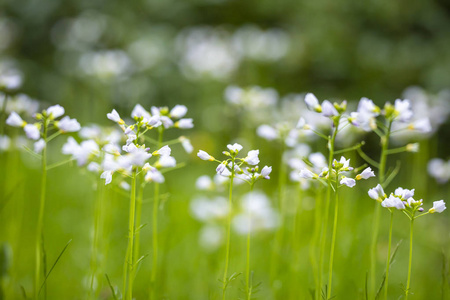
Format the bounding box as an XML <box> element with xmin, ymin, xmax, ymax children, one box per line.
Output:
<box><xmin>405</xmin><ymin>219</ymin><xmax>414</xmax><ymax>300</ymax></box>
<box><xmin>311</xmin><ymin>188</ymin><xmax>322</xmax><ymax>299</ymax></box>
<box><xmin>318</xmin><ymin>123</ymin><xmax>338</xmax><ymax>300</ymax></box>
<box><xmin>150</xmin><ymin>127</ymin><xmax>163</xmax><ymax>299</ymax></box>
<box><xmin>370</xmin><ymin>119</ymin><xmax>392</xmax><ymax>298</ymax></box>
<box><xmin>222</xmin><ymin>159</ymin><xmax>235</xmax><ymax>300</ymax></box>
<box><xmin>133</xmin><ymin>179</ymin><xmax>144</xmax><ymax>272</ymax></box>
<box><xmin>327</xmin><ymin>179</ymin><xmax>339</xmax><ymax>299</ymax></box>
<box><xmin>0</xmin><ymin>93</ymin><xmax>8</xmax><ymax>136</ymax></box>
<box><xmin>245</xmin><ymin>183</ymin><xmax>254</xmax><ymax>300</ymax></box>
<box><xmin>35</xmin><ymin>121</ymin><xmax>47</xmax><ymax>300</ymax></box>
<box><xmin>89</xmin><ymin>177</ymin><xmax>104</xmax><ymax>298</ymax></box>
<box><xmin>125</xmin><ymin>170</ymin><xmax>137</xmax><ymax>300</ymax></box>
<box><xmin>384</xmin><ymin>210</ymin><xmax>394</xmax><ymax>300</ymax></box>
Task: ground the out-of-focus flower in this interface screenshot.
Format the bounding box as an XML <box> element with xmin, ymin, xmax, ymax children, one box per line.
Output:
<box><xmin>428</xmin><ymin>200</ymin><xmax>446</xmax><ymax>213</ymax></box>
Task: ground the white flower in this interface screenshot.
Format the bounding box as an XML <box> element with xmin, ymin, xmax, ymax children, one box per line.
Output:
<box><xmin>394</xmin><ymin>187</ymin><xmax>415</xmax><ymax>200</ymax></box>
<box><xmin>199</xmin><ymin>225</ymin><xmax>223</xmax><ymax>251</ymax></box>
<box><xmin>304</xmin><ymin>93</ymin><xmax>321</xmax><ymax>112</ymax></box>
<box><xmin>216</xmin><ymin>162</ymin><xmax>227</xmax><ymax>175</ymax></box>
<box><xmin>309</xmin><ymin>153</ymin><xmax>327</xmax><ymax>170</ymax></box>
<box><xmin>358</xmin><ymin>97</ymin><xmax>379</xmax><ymax>116</ymax></box>
<box><xmin>160</xmin><ymin>116</ymin><xmax>174</xmax><ymax>128</ymax></box>
<box><xmin>180</xmin><ymin>137</ymin><xmax>194</xmax><ymax>154</ymax></box>
<box><xmin>409</xmin><ymin>118</ymin><xmax>432</xmax><ymax>133</ymax></box>
<box><xmin>356</xmin><ymin>167</ymin><xmax>375</xmax><ymax>180</ymax></box>
<box><xmin>158</xmin><ymin>156</ymin><xmax>176</xmax><ymax>168</ymax></box>
<box><xmin>428</xmin><ymin>158</ymin><xmax>450</xmax><ymax>184</ymax></box>
<box><xmin>153</xmin><ymin>145</ymin><xmax>171</xmax><ymax>157</ymax></box>
<box><xmin>170</xmin><ymin>105</ymin><xmax>188</xmax><ymax>118</ymax></box>
<box><xmin>299</xmin><ymin>168</ymin><xmax>315</xmax><ymax>179</ymax></box>
<box><xmin>197</xmin><ymin>150</ymin><xmax>214</xmax><ymax>161</ymax></box>
<box><xmin>340</xmin><ymin>177</ymin><xmax>356</xmax><ymax>188</ymax></box>
<box><xmin>244</xmin><ymin>150</ymin><xmax>260</xmax><ymax>165</ymax></box>
<box><xmin>6</xmin><ymin>112</ymin><xmax>25</xmax><ymax>127</ymax></box>
<box><xmin>227</xmin><ymin>143</ymin><xmax>243</xmax><ymax>153</ymax></box>
<box><xmin>296</xmin><ymin>117</ymin><xmax>307</xmax><ymax>129</ymax></box>
<box><xmin>260</xmin><ymin>166</ymin><xmax>272</xmax><ymax>179</ymax></box>
<box><xmin>256</xmin><ymin>125</ymin><xmax>278</xmax><ymax>140</ymax></box>
<box><xmin>34</xmin><ymin>139</ymin><xmax>46</xmax><ymax>153</ymax></box>
<box><xmin>87</xmin><ymin>162</ymin><xmax>101</xmax><ymax>173</ymax></box>
<box><xmin>120</xmin><ymin>181</ymin><xmax>131</xmax><ymax>191</ymax></box>
<box><xmin>107</xmin><ymin>109</ymin><xmax>123</xmax><ymax>124</ymax></box>
<box><xmin>196</xmin><ymin>175</ymin><xmax>213</xmax><ymax>190</ymax></box>
<box><xmin>334</xmin><ymin>156</ymin><xmax>353</xmax><ymax>171</ymax></box>
<box><xmin>57</xmin><ymin>116</ymin><xmax>81</xmax><ymax>132</ymax></box>
<box><xmin>24</xmin><ymin>124</ymin><xmax>40</xmax><ymax>140</ymax></box>
<box><xmin>321</xmin><ymin>100</ymin><xmax>338</xmax><ymax>117</ymax></box>
<box><xmin>147</xmin><ymin>115</ymin><xmax>162</xmax><ymax>127</ymax></box>
<box><xmin>131</xmin><ymin>104</ymin><xmax>151</xmax><ymax>120</ymax></box>
<box><xmin>368</xmin><ymin>184</ymin><xmax>386</xmax><ymax>201</ymax></box>
<box><xmin>176</xmin><ymin>118</ymin><xmax>194</xmax><ymax>129</ymax></box>
<box><xmin>406</xmin><ymin>197</ymin><xmax>423</xmax><ymax>208</ymax></box>
<box><xmin>429</xmin><ymin>200</ymin><xmax>446</xmax><ymax>213</ymax></box>
<box><xmin>381</xmin><ymin>195</ymin><xmax>405</xmax><ymax>210</ymax></box>
<box><xmin>125</xmin><ymin>134</ymin><xmax>137</xmax><ymax>146</ymax></box>
<box><xmin>101</xmin><ymin>171</ymin><xmax>113</xmax><ymax>185</ymax></box>
<box><xmin>47</xmin><ymin>105</ymin><xmax>65</xmax><ymax>119</ymax></box>
<box><xmin>118</xmin><ymin>148</ymin><xmax>152</xmax><ymax>169</ymax></box>
<box><xmin>394</xmin><ymin>99</ymin><xmax>413</xmax><ymax>122</ymax></box>
<box><xmin>406</xmin><ymin>143</ymin><xmax>419</xmax><ymax>153</ymax></box>
<box><xmin>145</xmin><ymin>168</ymin><xmax>165</xmax><ymax>183</ymax></box>
<box><xmin>122</xmin><ymin>143</ymin><xmax>137</xmax><ymax>153</ymax></box>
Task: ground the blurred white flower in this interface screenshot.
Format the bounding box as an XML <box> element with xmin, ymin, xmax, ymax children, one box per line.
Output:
<box><xmin>57</xmin><ymin>116</ymin><xmax>81</xmax><ymax>132</ymax></box>
<box><xmin>428</xmin><ymin>200</ymin><xmax>446</xmax><ymax>213</ymax></box>
<box><xmin>34</xmin><ymin>139</ymin><xmax>46</xmax><ymax>153</ymax></box>
<box><xmin>340</xmin><ymin>177</ymin><xmax>356</xmax><ymax>188</ymax></box>
<box><xmin>381</xmin><ymin>195</ymin><xmax>406</xmax><ymax>210</ymax></box>
<box><xmin>6</xmin><ymin>112</ymin><xmax>25</xmax><ymax>127</ymax></box>
<box><xmin>24</xmin><ymin>124</ymin><xmax>40</xmax><ymax>140</ymax></box>
<box><xmin>47</xmin><ymin>105</ymin><xmax>65</xmax><ymax>119</ymax></box>
<box><xmin>428</xmin><ymin>158</ymin><xmax>450</xmax><ymax>184</ymax></box>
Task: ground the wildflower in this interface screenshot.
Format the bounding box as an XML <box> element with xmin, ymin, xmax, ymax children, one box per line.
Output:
<box><xmin>408</xmin><ymin>118</ymin><xmax>432</xmax><ymax>133</ymax></box>
<box><xmin>304</xmin><ymin>93</ymin><xmax>321</xmax><ymax>112</ymax></box>
<box><xmin>368</xmin><ymin>184</ymin><xmax>386</xmax><ymax>202</ymax></box>
<box><xmin>34</xmin><ymin>139</ymin><xmax>46</xmax><ymax>153</ymax></box>
<box><xmin>196</xmin><ymin>175</ymin><xmax>214</xmax><ymax>190</ymax></box>
<box><xmin>107</xmin><ymin>109</ymin><xmax>124</xmax><ymax>125</ymax></box>
<box><xmin>428</xmin><ymin>200</ymin><xmax>446</xmax><ymax>213</ymax></box>
<box><xmin>356</xmin><ymin>167</ymin><xmax>375</xmax><ymax>180</ymax></box>
<box><xmin>179</xmin><ymin>136</ymin><xmax>194</xmax><ymax>154</ymax></box>
<box><xmin>381</xmin><ymin>195</ymin><xmax>406</xmax><ymax>210</ymax></box>
<box><xmin>145</xmin><ymin>167</ymin><xmax>165</xmax><ymax>183</ymax></box>
<box><xmin>153</xmin><ymin>145</ymin><xmax>171</xmax><ymax>157</ymax></box>
<box><xmin>256</xmin><ymin>125</ymin><xmax>278</xmax><ymax>140</ymax></box>
<box><xmin>160</xmin><ymin>116</ymin><xmax>174</xmax><ymax>128</ymax></box>
<box><xmin>56</xmin><ymin>116</ymin><xmax>81</xmax><ymax>132</ymax></box>
<box><xmin>299</xmin><ymin>168</ymin><xmax>316</xmax><ymax>179</ymax></box>
<box><xmin>131</xmin><ymin>104</ymin><xmax>151</xmax><ymax>120</ymax></box>
<box><xmin>260</xmin><ymin>166</ymin><xmax>272</xmax><ymax>179</ymax></box>
<box><xmin>170</xmin><ymin>105</ymin><xmax>188</xmax><ymax>118</ymax></box>
<box><xmin>394</xmin><ymin>187</ymin><xmax>415</xmax><ymax>200</ymax></box>
<box><xmin>406</xmin><ymin>143</ymin><xmax>419</xmax><ymax>153</ymax></box>
<box><xmin>427</xmin><ymin>158</ymin><xmax>450</xmax><ymax>184</ymax></box>
<box><xmin>244</xmin><ymin>150</ymin><xmax>260</xmax><ymax>165</ymax></box>
<box><xmin>157</xmin><ymin>155</ymin><xmax>176</xmax><ymax>168</ymax></box>
<box><xmin>176</xmin><ymin>118</ymin><xmax>194</xmax><ymax>129</ymax></box>
<box><xmin>340</xmin><ymin>177</ymin><xmax>356</xmax><ymax>188</ymax></box>
<box><xmin>101</xmin><ymin>171</ymin><xmax>113</xmax><ymax>185</ymax></box>
<box><xmin>216</xmin><ymin>162</ymin><xmax>227</xmax><ymax>175</ymax></box>
<box><xmin>227</xmin><ymin>143</ymin><xmax>243</xmax><ymax>153</ymax></box>
<box><xmin>197</xmin><ymin>150</ymin><xmax>214</xmax><ymax>161</ymax></box>
<box><xmin>394</xmin><ymin>99</ymin><xmax>413</xmax><ymax>122</ymax></box>
<box><xmin>6</xmin><ymin>112</ymin><xmax>26</xmax><ymax>127</ymax></box>
<box><xmin>321</xmin><ymin>100</ymin><xmax>338</xmax><ymax>117</ymax></box>
<box><xmin>46</xmin><ymin>105</ymin><xmax>65</xmax><ymax>119</ymax></box>
<box><xmin>24</xmin><ymin>124</ymin><xmax>40</xmax><ymax>140</ymax></box>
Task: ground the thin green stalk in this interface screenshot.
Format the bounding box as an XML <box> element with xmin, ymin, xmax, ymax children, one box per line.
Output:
<box><xmin>133</xmin><ymin>179</ymin><xmax>144</xmax><ymax>272</ymax></box>
<box><xmin>405</xmin><ymin>219</ymin><xmax>414</xmax><ymax>300</ymax></box>
<box><xmin>318</xmin><ymin>124</ymin><xmax>338</xmax><ymax>300</ymax></box>
<box><xmin>222</xmin><ymin>159</ymin><xmax>235</xmax><ymax>300</ymax></box>
<box><xmin>245</xmin><ymin>183</ymin><xmax>254</xmax><ymax>300</ymax></box>
<box><xmin>384</xmin><ymin>210</ymin><xmax>394</xmax><ymax>300</ymax></box>
<box><xmin>327</xmin><ymin>179</ymin><xmax>339</xmax><ymax>299</ymax></box>
<box><xmin>0</xmin><ymin>93</ymin><xmax>8</xmax><ymax>136</ymax></box>
<box><xmin>89</xmin><ymin>178</ymin><xmax>104</xmax><ymax>298</ymax></box>
<box><xmin>35</xmin><ymin>121</ymin><xmax>47</xmax><ymax>300</ymax></box>
<box><xmin>125</xmin><ymin>170</ymin><xmax>137</xmax><ymax>300</ymax></box>
<box><xmin>150</xmin><ymin>127</ymin><xmax>163</xmax><ymax>299</ymax></box>
<box><xmin>370</xmin><ymin>119</ymin><xmax>392</xmax><ymax>297</ymax></box>
<box><xmin>310</xmin><ymin>189</ymin><xmax>322</xmax><ymax>298</ymax></box>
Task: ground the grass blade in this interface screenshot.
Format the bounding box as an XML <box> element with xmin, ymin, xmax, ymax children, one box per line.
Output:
<box><xmin>375</xmin><ymin>240</ymin><xmax>403</xmax><ymax>300</ymax></box>
<box><xmin>105</xmin><ymin>273</ymin><xmax>118</xmax><ymax>300</ymax></box>
<box><xmin>38</xmin><ymin>239</ymin><xmax>72</xmax><ymax>295</ymax></box>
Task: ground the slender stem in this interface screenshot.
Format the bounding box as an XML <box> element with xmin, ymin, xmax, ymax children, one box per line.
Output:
<box><xmin>405</xmin><ymin>218</ymin><xmax>414</xmax><ymax>300</ymax></box>
<box><xmin>370</xmin><ymin>119</ymin><xmax>392</xmax><ymax>297</ymax></box>
<box><xmin>245</xmin><ymin>183</ymin><xmax>254</xmax><ymax>300</ymax></box>
<box><xmin>327</xmin><ymin>179</ymin><xmax>339</xmax><ymax>299</ymax></box>
<box><xmin>311</xmin><ymin>188</ymin><xmax>322</xmax><ymax>299</ymax></box>
<box><xmin>384</xmin><ymin>210</ymin><xmax>394</xmax><ymax>300</ymax></box>
<box><xmin>150</xmin><ymin>127</ymin><xmax>163</xmax><ymax>299</ymax></box>
<box><xmin>35</xmin><ymin>121</ymin><xmax>47</xmax><ymax>300</ymax></box>
<box><xmin>125</xmin><ymin>170</ymin><xmax>137</xmax><ymax>300</ymax></box>
<box><xmin>318</xmin><ymin>123</ymin><xmax>338</xmax><ymax>300</ymax></box>
<box><xmin>89</xmin><ymin>177</ymin><xmax>104</xmax><ymax>298</ymax></box>
<box><xmin>0</xmin><ymin>93</ymin><xmax>8</xmax><ymax>136</ymax></box>
<box><xmin>133</xmin><ymin>179</ymin><xmax>144</xmax><ymax>272</ymax></box>
<box><xmin>222</xmin><ymin>159</ymin><xmax>235</xmax><ymax>300</ymax></box>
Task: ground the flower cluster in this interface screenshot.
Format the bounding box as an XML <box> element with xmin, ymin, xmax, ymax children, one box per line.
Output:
<box><xmin>368</xmin><ymin>184</ymin><xmax>446</xmax><ymax>216</ymax></box>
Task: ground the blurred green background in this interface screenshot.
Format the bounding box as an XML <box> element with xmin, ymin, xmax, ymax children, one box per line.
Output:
<box><xmin>0</xmin><ymin>0</ymin><xmax>449</xmax><ymax>299</ymax></box>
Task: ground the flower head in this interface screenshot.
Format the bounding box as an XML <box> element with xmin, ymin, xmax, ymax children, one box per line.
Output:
<box><xmin>56</xmin><ymin>116</ymin><xmax>81</xmax><ymax>132</ymax></box>
<box><xmin>428</xmin><ymin>200</ymin><xmax>446</xmax><ymax>213</ymax></box>
<box><xmin>368</xmin><ymin>184</ymin><xmax>386</xmax><ymax>202</ymax></box>
<box><xmin>47</xmin><ymin>105</ymin><xmax>65</xmax><ymax>119</ymax></box>
<box><xmin>381</xmin><ymin>195</ymin><xmax>406</xmax><ymax>210</ymax></box>
<box><xmin>6</xmin><ymin>112</ymin><xmax>26</xmax><ymax>127</ymax></box>
<box><xmin>340</xmin><ymin>177</ymin><xmax>356</xmax><ymax>188</ymax></box>
<box><xmin>356</xmin><ymin>167</ymin><xmax>375</xmax><ymax>180</ymax></box>
<box><xmin>24</xmin><ymin>124</ymin><xmax>40</xmax><ymax>140</ymax></box>
<box><xmin>197</xmin><ymin>150</ymin><xmax>214</xmax><ymax>161</ymax></box>
<box><xmin>244</xmin><ymin>150</ymin><xmax>260</xmax><ymax>165</ymax></box>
